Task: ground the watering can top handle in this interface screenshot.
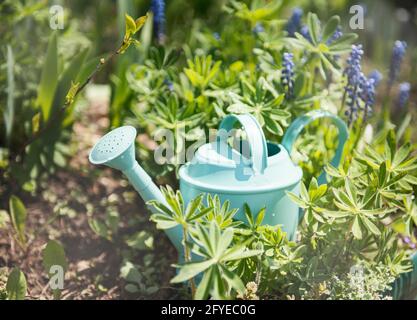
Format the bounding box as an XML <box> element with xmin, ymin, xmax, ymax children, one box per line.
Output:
<box><xmin>281</xmin><ymin>110</ymin><xmax>349</xmax><ymax>184</ymax></box>
<box><xmin>217</xmin><ymin>114</ymin><xmax>268</xmax><ymax>174</ymax></box>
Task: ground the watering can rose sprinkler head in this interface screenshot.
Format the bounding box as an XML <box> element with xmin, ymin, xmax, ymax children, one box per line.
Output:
<box><xmin>88</xmin><ymin>126</ymin><xmax>182</xmax><ymax>251</ymax></box>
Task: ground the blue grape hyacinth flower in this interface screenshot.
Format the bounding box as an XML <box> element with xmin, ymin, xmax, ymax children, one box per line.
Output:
<box><xmin>253</xmin><ymin>23</ymin><xmax>264</xmax><ymax>34</ymax></box>
<box><xmin>285</xmin><ymin>8</ymin><xmax>303</xmax><ymax>37</ymax></box>
<box><xmin>281</xmin><ymin>52</ymin><xmax>295</xmax><ymax>99</ymax></box>
<box><xmin>300</xmin><ymin>25</ymin><xmax>311</xmax><ymax>42</ymax></box>
<box><xmin>326</xmin><ymin>26</ymin><xmax>343</xmax><ymax>45</ymax></box>
<box><xmin>397</xmin><ymin>82</ymin><xmax>411</xmax><ymax>108</ymax></box>
<box><xmin>389</xmin><ymin>40</ymin><xmax>407</xmax><ymax>86</ymax></box>
<box><xmin>344</xmin><ymin>44</ymin><xmax>364</xmax><ymax>87</ymax></box>
<box><xmin>359</xmin><ymin>74</ymin><xmax>376</xmax><ymax>120</ymax></box>
<box><xmin>343</xmin><ymin>45</ymin><xmax>366</xmax><ymax>124</ymax></box>
<box><xmin>368</xmin><ymin>70</ymin><xmax>383</xmax><ymax>87</ymax></box>
<box><xmin>151</xmin><ymin>0</ymin><xmax>166</xmax><ymax>43</ymax></box>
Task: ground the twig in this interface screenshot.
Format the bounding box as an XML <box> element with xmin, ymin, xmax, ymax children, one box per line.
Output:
<box><xmin>11</xmin><ymin>51</ymin><xmax>118</xmax><ymax>163</ymax></box>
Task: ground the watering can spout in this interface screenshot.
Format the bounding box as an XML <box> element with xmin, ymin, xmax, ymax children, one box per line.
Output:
<box><xmin>88</xmin><ymin>126</ymin><xmax>182</xmax><ymax>251</ymax></box>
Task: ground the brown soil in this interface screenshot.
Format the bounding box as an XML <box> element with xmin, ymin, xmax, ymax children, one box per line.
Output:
<box><xmin>0</xmin><ymin>86</ymin><xmax>178</xmax><ymax>300</ymax></box>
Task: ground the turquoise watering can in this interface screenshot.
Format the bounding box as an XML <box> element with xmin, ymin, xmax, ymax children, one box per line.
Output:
<box><xmin>89</xmin><ymin>110</ymin><xmax>348</xmax><ymax>251</ymax></box>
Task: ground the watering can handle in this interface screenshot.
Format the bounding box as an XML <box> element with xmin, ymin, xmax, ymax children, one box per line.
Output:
<box><xmin>217</xmin><ymin>114</ymin><xmax>268</xmax><ymax>174</ymax></box>
<box><xmin>282</xmin><ymin>110</ymin><xmax>349</xmax><ymax>184</ymax></box>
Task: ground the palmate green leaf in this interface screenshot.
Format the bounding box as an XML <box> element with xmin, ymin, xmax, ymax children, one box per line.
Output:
<box><xmin>255</xmin><ymin>207</ymin><xmax>266</xmax><ymax>227</ymax></box>
<box><xmin>361</xmin><ymin>216</ymin><xmax>381</xmax><ymax>236</ymax></box>
<box><xmin>148</xmin><ymin>200</ymin><xmax>174</xmax><ymax>217</ymax></box>
<box><xmin>300</xmin><ymin>181</ymin><xmax>309</xmax><ymax>201</ymax></box>
<box><xmin>221</xmin><ymin>246</ymin><xmax>262</xmax><ymax>262</ymax></box>
<box><xmin>36</xmin><ymin>32</ymin><xmax>58</xmax><ymax>121</ymax></box>
<box><xmin>209</xmin><ymin>221</ymin><xmax>221</xmax><ymax>254</ymax></box>
<box><xmin>323</xmin><ymin>210</ymin><xmax>350</xmax><ymax>218</ymax></box>
<box><xmin>188</xmin><ymin>207</ymin><xmax>211</xmax><ymax>222</ymax></box>
<box><xmin>264</xmin><ymin>116</ymin><xmax>283</xmax><ymax>135</ymax></box>
<box><xmin>150</xmin><ymin>214</ymin><xmax>178</xmax><ymax>230</ymax></box>
<box><xmin>378</xmin><ymin>162</ymin><xmax>387</xmax><ymax>187</ymax></box>
<box><xmin>328</xmin><ymin>34</ymin><xmax>358</xmax><ymax>54</ymax></box>
<box><xmin>210</xmin><ymin>266</ymin><xmax>227</xmax><ymax>300</ymax></box>
<box><xmin>244</xmin><ymin>204</ymin><xmax>254</xmax><ymax>226</ymax></box>
<box><xmin>216</xmin><ymin>228</ymin><xmax>234</xmax><ymax>257</ymax></box>
<box><xmin>307</xmin><ymin>12</ymin><xmax>321</xmax><ymax>45</ymax></box>
<box><xmin>325</xmin><ymin>164</ymin><xmax>346</xmax><ymax>179</ymax></box>
<box><xmin>311</xmin><ymin>185</ymin><xmax>327</xmax><ymax>202</ymax></box>
<box><xmin>287</xmin><ymin>191</ymin><xmax>308</xmax><ymax>208</ymax></box>
<box><xmin>185</xmin><ymin>194</ymin><xmax>204</xmax><ymax>219</ymax></box>
<box><xmin>192</xmin><ymin>224</ymin><xmax>215</xmax><ymax>257</ymax></box>
<box><xmin>333</xmin><ymin>189</ymin><xmax>354</xmax><ymax>210</ymax></box>
<box><xmin>352</xmin><ymin>216</ymin><xmax>363</xmax><ymax>239</ymax></box>
<box><xmin>6</xmin><ymin>268</ymin><xmax>27</xmax><ymax>300</ymax></box>
<box><xmin>344</xmin><ymin>179</ymin><xmax>358</xmax><ymax>204</ymax></box>
<box><xmin>220</xmin><ymin>264</ymin><xmax>245</xmax><ymax>294</ymax></box>
<box><xmin>171</xmin><ymin>259</ymin><xmax>214</xmax><ymax>283</ymax></box>
<box><xmin>9</xmin><ymin>195</ymin><xmax>27</xmax><ymax>245</ymax></box>
<box><xmin>404</xmin><ymin>174</ymin><xmax>417</xmax><ymax>185</ymax></box>
<box><xmin>322</xmin><ymin>16</ymin><xmax>340</xmax><ymax>42</ymax></box>
<box><xmin>227</xmin><ymin>103</ymin><xmax>252</xmax><ymax>114</ymax></box>
<box><xmin>396</xmin><ymin>156</ymin><xmax>417</xmax><ymax>172</ymax></box>
<box><xmin>392</xmin><ymin>143</ymin><xmax>410</xmax><ymax>168</ymax></box>
<box><xmin>195</xmin><ymin>267</ymin><xmax>214</xmax><ymax>300</ymax></box>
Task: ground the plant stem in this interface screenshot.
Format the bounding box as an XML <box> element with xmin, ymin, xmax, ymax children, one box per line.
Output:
<box><xmin>182</xmin><ymin>226</ymin><xmax>196</xmax><ymax>298</ymax></box>
<box><xmin>11</xmin><ymin>48</ymin><xmax>119</xmax><ymax>163</ymax></box>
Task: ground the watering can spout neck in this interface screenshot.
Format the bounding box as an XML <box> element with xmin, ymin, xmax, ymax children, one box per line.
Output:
<box><xmin>89</xmin><ymin>126</ymin><xmax>182</xmax><ymax>252</ymax></box>
<box><xmin>122</xmin><ymin>161</ymin><xmax>166</xmax><ymax>205</ymax></box>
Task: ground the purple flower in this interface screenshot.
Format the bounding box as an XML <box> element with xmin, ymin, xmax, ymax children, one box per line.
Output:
<box><xmin>397</xmin><ymin>82</ymin><xmax>411</xmax><ymax>108</ymax></box>
<box><xmin>213</xmin><ymin>32</ymin><xmax>220</xmax><ymax>41</ymax></box>
<box><xmin>286</xmin><ymin>8</ymin><xmax>303</xmax><ymax>37</ymax></box>
<box><xmin>281</xmin><ymin>52</ymin><xmax>295</xmax><ymax>99</ymax></box>
<box><xmin>359</xmin><ymin>75</ymin><xmax>376</xmax><ymax>120</ymax></box>
<box><xmin>151</xmin><ymin>0</ymin><xmax>166</xmax><ymax>43</ymax></box>
<box><xmin>389</xmin><ymin>40</ymin><xmax>407</xmax><ymax>86</ymax></box>
<box><xmin>403</xmin><ymin>236</ymin><xmax>416</xmax><ymax>249</ymax></box>
<box><xmin>164</xmin><ymin>79</ymin><xmax>174</xmax><ymax>92</ymax></box>
<box><xmin>326</xmin><ymin>26</ymin><xmax>343</xmax><ymax>45</ymax></box>
<box><xmin>300</xmin><ymin>25</ymin><xmax>312</xmax><ymax>42</ymax></box>
<box><xmin>344</xmin><ymin>44</ymin><xmax>364</xmax><ymax>87</ymax></box>
<box><xmin>343</xmin><ymin>45</ymin><xmax>367</xmax><ymax>124</ymax></box>
<box><xmin>253</xmin><ymin>23</ymin><xmax>264</xmax><ymax>34</ymax></box>
<box><xmin>368</xmin><ymin>70</ymin><xmax>383</xmax><ymax>87</ymax></box>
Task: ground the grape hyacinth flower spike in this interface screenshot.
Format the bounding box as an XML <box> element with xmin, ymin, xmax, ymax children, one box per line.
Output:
<box><xmin>151</xmin><ymin>0</ymin><xmax>166</xmax><ymax>43</ymax></box>
<box><xmin>285</xmin><ymin>8</ymin><xmax>303</xmax><ymax>37</ymax></box>
<box><xmin>281</xmin><ymin>52</ymin><xmax>295</xmax><ymax>99</ymax></box>
<box><xmin>388</xmin><ymin>40</ymin><xmax>407</xmax><ymax>87</ymax></box>
<box><xmin>343</xmin><ymin>44</ymin><xmax>364</xmax><ymax>125</ymax></box>
<box><xmin>359</xmin><ymin>75</ymin><xmax>376</xmax><ymax>121</ymax></box>
<box><xmin>326</xmin><ymin>26</ymin><xmax>343</xmax><ymax>45</ymax></box>
<box><xmin>397</xmin><ymin>82</ymin><xmax>411</xmax><ymax>109</ymax></box>
<box><xmin>368</xmin><ymin>70</ymin><xmax>383</xmax><ymax>87</ymax></box>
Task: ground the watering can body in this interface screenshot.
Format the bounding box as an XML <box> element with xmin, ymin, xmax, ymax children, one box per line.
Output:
<box><xmin>89</xmin><ymin>110</ymin><xmax>348</xmax><ymax>249</ymax></box>
<box><xmin>178</xmin><ymin>110</ymin><xmax>348</xmax><ymax>241</ymax></box>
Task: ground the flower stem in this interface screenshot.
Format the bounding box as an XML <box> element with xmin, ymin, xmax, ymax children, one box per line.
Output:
<box><xmin>182</xmin><ymin>226</ymin><xmax>196</xmax><ymax>299</ymax></box>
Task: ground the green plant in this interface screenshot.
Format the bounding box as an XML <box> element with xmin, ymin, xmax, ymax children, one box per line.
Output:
<box><xmin>5</xmin><ymin>268</ymin><xmax>27</xmax><ymax>300</ymax></box>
